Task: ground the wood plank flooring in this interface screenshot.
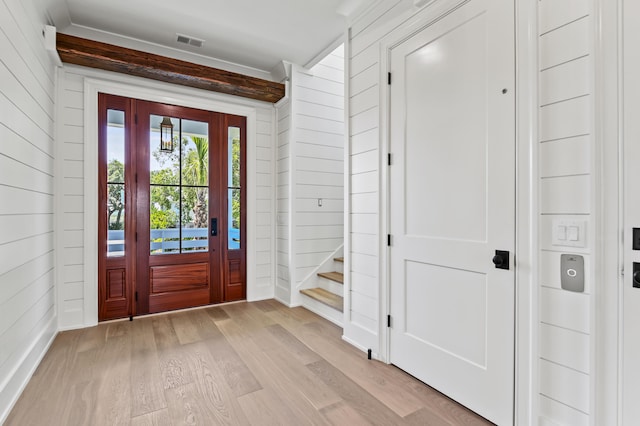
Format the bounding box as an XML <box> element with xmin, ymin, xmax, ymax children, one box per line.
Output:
<box><xmin>6</xmin><ymin>300</ymin><xmax>493</xmax><ymax>425</ymax></box>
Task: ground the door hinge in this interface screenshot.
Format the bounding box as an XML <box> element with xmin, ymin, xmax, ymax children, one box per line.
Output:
<box><xmin>134</xmin><ymin>114</ymin><xmax>138</xmax><ymax>125</ymax></box>
<box><xmin>135</xmin><ymin>173</ymin><xmax>138</xmax><ymax>183</ymax></box>
<box><xmin>388</xmin><ymin>153</ymin><xmax>392</xmax><ymax>166</ymax></box>
<box><xmin>135</xmin><ymin>232</ymin><xmax>138</xmax><ymax>242</ymax></box>
<box><xmin>387</xmin><ymin>315</ymin><xmax>391</xmax><ymax>327</ymax></box>
<box><xmin>387</xmin><ymin>234</ymin><xmax>391</xmax><ymax>246</ymax></box>
<box><xmin>135</xmin><ymin>291</ymin><xmax>138</xmax><ymax>302</ymax></box>
<box><xmin>388</xmin><ymin>72</ymin><xmax>392</xmax><ymax>85</ymax></box>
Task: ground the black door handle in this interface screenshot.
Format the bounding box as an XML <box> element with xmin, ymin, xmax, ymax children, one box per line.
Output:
<box><xmin>211</xmin><ymin>218</ymin><xmax>218</xmax><ymax>236</ymax></box>
<box><xmin>493</xmin><ymin>250</ymin><xmax>509</xmax><ymax>270</ymax></box>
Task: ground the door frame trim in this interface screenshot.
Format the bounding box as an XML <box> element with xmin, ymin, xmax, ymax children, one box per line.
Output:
<box><xmin>376</xmin><ymin>0</ymin><xmax>537</xmax><ymax>424</ymax></box>
<box><xmin>82</xmin><ymin>75</ymin><xmax>260</xmax><ymax>327</ymax></box>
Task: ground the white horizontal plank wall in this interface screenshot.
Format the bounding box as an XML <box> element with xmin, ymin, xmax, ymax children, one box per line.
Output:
<box><xmin>56</xmin><ymin>65</ymin><xmax>276</xmax><ymax>328</ymax></box>
<box><xmin>292</xmin><ymin>45</ymin><xmax>345</xmax><ymax>295</ymax></box>
<box><xmin>538</xmin><ymin>1</ymin><xmax>592</xmax><ymax>424</ymax></box>
<box><xmin>253</xmin><ymin>107</ymin><xmax>275</xmax><ymax>300</ymax></box>
<box><xmin>0</xmin><ymin>0</ymin><xmax>58</xmax><ymax>421</ymax></box>
<box><xmin>275</xmin><ymin>97</ymin><xmax>292</xmax><ymax>305</ymax></box>
<box><xmin>57</xmin><ymin>71</ymin><xmax>85</xmax><ymax>328</ymax></box>
<box><xmin>345</xmin><ymin>0</ymin><xmax>409</xmax><ymax>354</ymax></box>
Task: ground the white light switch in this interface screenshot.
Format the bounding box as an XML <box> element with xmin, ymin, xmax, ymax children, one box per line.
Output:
<box><xmin>567</xmin><ymin>226</ymin><xmax>579</xmax><ymax>241</ymax></box>
<box><xmin>557</xmin><ymin>225</ymin><xmax>567</xmax><ymax>241</ymax></box>
<box><xmin>552</xmin><ymin>220</ymin><xmax>587</xmax><ymax>248</ymax></box>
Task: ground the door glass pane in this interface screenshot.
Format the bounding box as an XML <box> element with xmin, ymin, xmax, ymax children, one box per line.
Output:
<box><xmin>181</xmin><ymin>120</ymin><xmax>209</xmax><ymax>253</ymax></box>
<box><xmin>107</xmin><ymin>109</ymin><xmax>125</xmax><ymax>257</ymax></box>
<box><xmin>228</xmin><ymin>189</ymin><xmax>240</xmax><ymax>249</ymax></box>
<box><xmin>150</xmin><ymin>116</ymin><xmax>179</xmax><ymax>185</ymax></box>
<box><xmin>228</xmin><ymin>127</ymin><xmax>241</xmax><ymax>249</ymax></box>
<box><xmin>150</xmin><ymin>115</ymin><xmax>209</xmax><ymax>254</ymax></box>
<box><xmin>182</xmin><ymin>191</ymin><xmax>208</xmax><ymax>252</ymax></box>
<box><xmin>182</xmin><ymin>121</ymin><xmax>209</xmax><ymax>185</ymax></box>
<box><xmin>150</xmin><ymin>185</ymin><xmax>179</xmax><ymax>254</ymax></box>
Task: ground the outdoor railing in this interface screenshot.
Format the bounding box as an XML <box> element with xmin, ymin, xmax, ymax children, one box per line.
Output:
<box><xmin>107</xmin><ymin>227</ymin><xmax>239</xmax><ymax>256</ymax></box>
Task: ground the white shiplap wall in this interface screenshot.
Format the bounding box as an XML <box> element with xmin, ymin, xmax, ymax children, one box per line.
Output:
<box><xmin>345</xmin><ymin>0</ymin><xmax>408</xmax><ymax>352</ymax></box>
<box><xmin>0</xmin><ymin>0</ymin><xmax>58</xmax><ymax>421</ymax></box>
<box><xmin>293</xmin><ymin>46</ymin><xmax>345</xmax><ymax>287</ymax></box>
<box><xmin>538</xmin><ymin>1</ymin><xmax>592</xmax><ymax>424</ymax></box>
<box><xmin>276</xmin><ymin>97</ymin><xmax>292</xmax><ymax>304</ymax></box>
<box><xmin>58</xmin><ymin>71</ymin><xmax>84</xmax><ymax>328</ymax></box>
<box><xmin>56</xmin><ymin>65</ymin><xmax>276</xmax><ymax>328</ymax></box>
<box><xmin>275</xmin><ymin>46</ymin><xmax>345</xmax><ymax>306</ymax></box>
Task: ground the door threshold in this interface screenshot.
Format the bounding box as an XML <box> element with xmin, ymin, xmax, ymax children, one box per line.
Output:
<box><xmin>99</xmin><ymin>299</ymin><xmax>247</xmax><ymax>324</ymax></box>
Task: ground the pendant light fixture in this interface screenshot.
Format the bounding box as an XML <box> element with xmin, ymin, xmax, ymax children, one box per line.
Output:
<box><xmin>160</xmin><ymin>116</ymin><xmax>174</xmax><ymax>152</ymax></box>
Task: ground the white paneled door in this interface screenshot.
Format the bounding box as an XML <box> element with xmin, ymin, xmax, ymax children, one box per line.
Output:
<box><xmin>388</xmin><ymin>0</ymin><xmax>515</xmax><ymax>424</ymax></box>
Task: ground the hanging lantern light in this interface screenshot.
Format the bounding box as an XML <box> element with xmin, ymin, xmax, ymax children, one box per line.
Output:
<box><xmin>160</xmin><ymin>117</ymin><xmax>174</xmax><ymax>152</ymax></box>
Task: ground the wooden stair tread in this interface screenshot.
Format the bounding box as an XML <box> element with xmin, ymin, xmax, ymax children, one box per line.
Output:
<box><xmin>317</xmin><ymin>271</ymin><xmax>343</xmax><ymax>284</ymax></box>
<box><xmin>300</xmin><ymin>288</ymin><xmax>343</xmax><ymax>312</ymax></box>
<box><xmin>334</xmin><ymin>257</ymin><xmax>344</xmax><ymax>263</ymax></box>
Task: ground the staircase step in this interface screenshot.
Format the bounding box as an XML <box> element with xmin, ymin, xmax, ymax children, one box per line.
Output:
<box><xmin>334</xmin><ymin>257</ymin><xmax>344</xmax><ymax>263</ymax></box>
<box><xmin>300</xmin><ymin>288</ymin><xmax>343</xmax><ymax>312</ymax></box>
<box><xmin>318</xmin><ymin>271</ymin><xmax>343</xmax><ymax>284</ymax></box>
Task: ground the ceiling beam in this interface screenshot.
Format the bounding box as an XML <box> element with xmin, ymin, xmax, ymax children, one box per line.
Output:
<box><xmin>56</xmin><ymin>33</ymin><xmax>285</xmax><ymax>103</ymax></box>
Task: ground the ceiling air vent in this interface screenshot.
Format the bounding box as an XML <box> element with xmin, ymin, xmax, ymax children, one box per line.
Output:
<box><xmin>176</xmin><ymin>33</ymin><xmax>204</xmax><ymax>48</ymax></box>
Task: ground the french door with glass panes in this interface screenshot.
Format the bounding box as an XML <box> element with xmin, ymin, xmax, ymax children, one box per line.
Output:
<box><xmin>98</xmin><ymin>94</ymin><xmax>246</xmax><ymax>321</ymax></box>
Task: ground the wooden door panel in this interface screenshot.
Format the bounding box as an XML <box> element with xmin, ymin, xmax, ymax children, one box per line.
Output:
<box><xmin>150</xmin><ymin>262</ymin><xmax>209</xmax><ymax>293</ymax></box>
<box><xmin>98</xmin><ymin>94</ymin><xmax>134</xmax><ymax>321</ymax></box>
<box><xmin>222</xmin><ymin>115</ymin><xmax>247</xmax><ymax>302</ymax></box>
<box><xmin>148</xmin><ymin>289</ymin><xmax>210</xmax><ymax>314</ymax></box>
<box><xmin>106</xmin><ymin>268</ymin><xmax>127</xmax><ymax>300</ymax></box>
<box><xmin>225</xmin><ymin>258</ymin><xmax>244</xmax><ymax>301</ymax></box>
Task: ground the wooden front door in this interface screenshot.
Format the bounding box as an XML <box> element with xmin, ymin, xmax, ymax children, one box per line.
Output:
<box><xmin>98</xmin><ymin>94</ymin><xmax>246</xmax><ymax>321</ymax></box>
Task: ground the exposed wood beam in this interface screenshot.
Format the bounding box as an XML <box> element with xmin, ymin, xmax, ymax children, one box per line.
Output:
<box><xmin>56</xmin><ymin>33</ymin><xmax>285</xmax><ymax>103</ymax></box>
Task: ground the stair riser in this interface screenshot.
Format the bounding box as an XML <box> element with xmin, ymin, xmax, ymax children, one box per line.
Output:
<box><xmin>300</xmin><ymin>293</ymin><xmax>344</xmax><ymax>327</ymax></box>
<box><xmin>319</xmin><ymin>279</ymin><xmax>344</xmax><ymax>296</ymax></box>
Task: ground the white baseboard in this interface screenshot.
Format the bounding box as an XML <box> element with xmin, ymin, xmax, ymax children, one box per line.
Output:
<box><xmin>0</xmin><ymin>316</ymin><xmax>58</xmax><ymax>424</ymax></box>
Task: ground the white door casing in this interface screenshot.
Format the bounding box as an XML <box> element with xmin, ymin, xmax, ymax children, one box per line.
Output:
<box><xmin>622</xmin><ymin>1</ymin><xmax>640</xmax><ymax>423</ymax></box>
<box><xmin>388</xmin><ymin>0</ymin><xmax>515</xmax><ymax>424</ymax></box>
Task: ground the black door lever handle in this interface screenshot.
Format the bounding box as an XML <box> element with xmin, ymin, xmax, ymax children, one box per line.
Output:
<box><xmin>211</xmin><ymin>218</ymin><xmax>218</xmax><ymax>236</ymax></box>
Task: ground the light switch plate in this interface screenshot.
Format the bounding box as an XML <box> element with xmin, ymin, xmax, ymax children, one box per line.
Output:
<box><xmin>552</xmin><ymin>219</ymin><xmax>587</xmax><ymax>248</ymax></box>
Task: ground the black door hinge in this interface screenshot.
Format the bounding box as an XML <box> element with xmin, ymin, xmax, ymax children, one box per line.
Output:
<box><xmin>387</xmin><ymin>234</ymin><xmax>391</xmax><ymax>246</ymax></box>
<box><xmin>134</xmin><ymin>114</ymin><xmax>138</xmax><ymax>124</ymax></box>
<box><xmin>387</xmin><ymin>315</ymin><xmax>391</xmax><ymax>327</ymax></box>
<box><xmin>135</xmin><ymin>232</ymin><xmax>138</xmax><ymax>242</ymax></box>
<box><xmin>388</xmin><ymin>72</ymin><xmax>392</xmax><ymax>85</ymax></box>
<box><xmin>388</xmin><ymin>153</ymin><xmax>391</xmax><ymax>165</ymax></box>
<box><xmin>135</xmin><ymin>291</ymin><xmax>138</xmax><ymax>302</ymax></box>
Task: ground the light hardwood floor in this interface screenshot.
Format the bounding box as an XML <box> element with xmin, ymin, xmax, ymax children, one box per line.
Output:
<box><xmin>6</xmin><ymin>300</ymin><xmax>493</xmax><ymax>425</ymax></box>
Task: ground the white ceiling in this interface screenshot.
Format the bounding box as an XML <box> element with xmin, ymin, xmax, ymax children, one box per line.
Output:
<box><xmin>42</xmin><ymin>0</ymin><xmax>371</xmax><ymax>79</ymax></box>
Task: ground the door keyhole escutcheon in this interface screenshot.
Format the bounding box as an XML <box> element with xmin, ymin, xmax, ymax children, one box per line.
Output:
<box><xmin>492</xmin><ymin>250</ymin><xmax>510</xmax><ymax>270</ymax></box>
